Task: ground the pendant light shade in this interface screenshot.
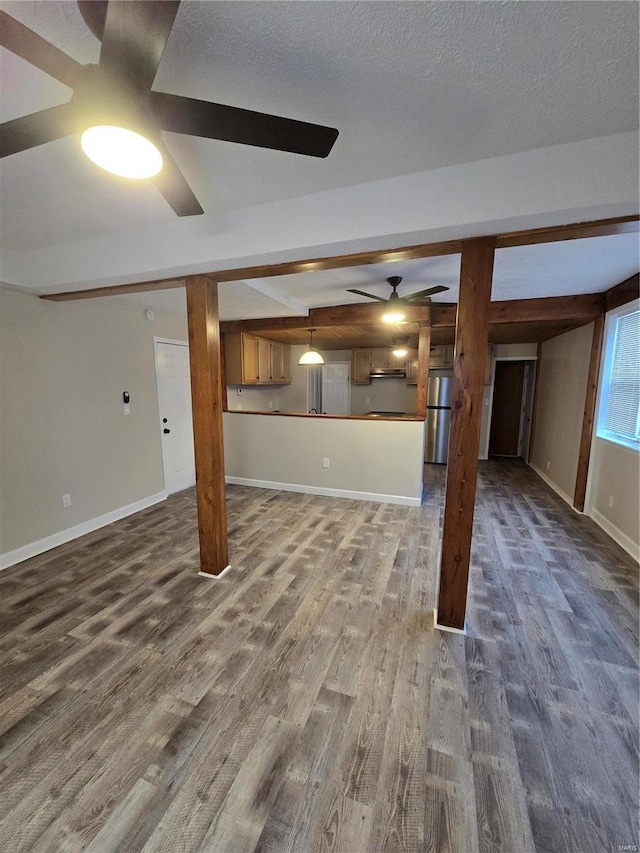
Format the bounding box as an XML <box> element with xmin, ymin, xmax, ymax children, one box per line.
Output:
<box><xmin>298</xmin><ymin>329</ymin><xmax>325</xmax><ymax>365</ymax></box>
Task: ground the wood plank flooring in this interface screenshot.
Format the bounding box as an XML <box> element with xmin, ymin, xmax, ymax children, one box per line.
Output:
<box><xmin>0</xmin><ymin>460</ymin><xmax>637</xmax><ymax>852</ymax></box>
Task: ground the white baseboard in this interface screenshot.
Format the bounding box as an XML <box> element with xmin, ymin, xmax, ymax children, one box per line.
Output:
<box><xmin>589</xmin><ymin>509</ymin><xmax>640</xmax><ymax>562</ymax></box>
<box><xmin>198</xmin><ymin>564</ymin><xmax>232</xmax><ymax>580</ymax></box>
<box><xmin>529</xmin><ymin>463</ymin><xmax>575</xmax><ymax>508</ymax></box>
<box><xmin>433</xmin><ymin>609</ymin><xmax>466</xmax><ymax>634</ymax></box>
<box><xmin>225</xmin><ymin>476</ymin><xmax>421</xmax><ymax>507</ymax></box>
<box><xmin>0</xmin><ymin>491</ymin><xmax>168</xmax><ymax>572</ymax></box>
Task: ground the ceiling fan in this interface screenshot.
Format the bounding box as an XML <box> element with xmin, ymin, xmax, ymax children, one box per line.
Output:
<box><xmin>0</xmin><ymin>1</ymin><xmax>339</xmax><ymax>217</ymax></box>
<box><xmin>347</xmin><ymin>276</ymin><xmax>449</xmax><ymax>321</ymax></box>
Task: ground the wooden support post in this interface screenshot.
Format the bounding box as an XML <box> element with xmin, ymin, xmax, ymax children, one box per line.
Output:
<box><xmin>416</xmin><ymin>316</ymin><xmax>431</xmax><ymax>419</ymax></box>
<box><xmin>436</xmin><ymin>238</ymin><xmax>495</xmax><ymax>631</ymax></box>
<box><xmin>185</xmin><ymin>275</ymin><xmax>229</xmax><ymax>577</ymax></box>
<box><xmin>573</xmin><ymin>315</ymin><xmax>605</xmax><ymax>512</ymax></box>
<box><xmin>527</xmin><ymin>342</ymin><xmax>543</xmax><ymax>465</ymax></box>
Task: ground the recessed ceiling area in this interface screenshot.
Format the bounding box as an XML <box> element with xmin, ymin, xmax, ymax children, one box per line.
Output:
<box><xmin>115</xmin><ymin>232</ymin><xmax>639</xmax><ymax>323</ymax></box>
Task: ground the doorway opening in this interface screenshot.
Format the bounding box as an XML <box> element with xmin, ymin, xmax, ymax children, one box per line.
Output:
<box><xmin>488</xmin><ymin>359</ymin><xmax>537</xmax><ymax>459</ymax></box>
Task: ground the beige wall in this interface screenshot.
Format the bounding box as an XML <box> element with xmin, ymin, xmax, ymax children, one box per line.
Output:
<box><xmin>0</xmin><ymin>287</ymin><xmax>187</xmax><ymax>557</ymax></box>
<box><xmin>588</xmin><ymin>438</ymin><xmax>640</xmax><ymax>554</ymax></box>
<box><xmin>223</xmin><ymin>412</ymin><xmax>425</xmax><ymax>504</ymax></box>
<box><xmin>530</xmin><ymin>323</ymin><xmax>593</xmax><ymax>500</ymax></box>
<box><xmin>350</xmin><ymin>378</ymin><xmax>417</xmax><ymax>415</ymax></box>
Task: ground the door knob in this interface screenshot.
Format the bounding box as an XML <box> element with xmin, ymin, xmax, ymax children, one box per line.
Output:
<box><xmin>163</xmin><ymin>428</ymin><xmax>171</xmax><ymax>434</ymax></box>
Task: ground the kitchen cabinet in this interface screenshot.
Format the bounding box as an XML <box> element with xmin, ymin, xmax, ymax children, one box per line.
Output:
<box><xmin>224</xmin><ymin>333</ymin><xmax>291</xmax><ymax>385</ymax></box>
<box><xmin>352</xmin><ymin>349</ymin><xmax>372</xmax><ymax>384</ymax></box>
<box><xmin>370</xmin><ymin>347</ymin><xmax>407</xmax><ymax>371</ymax></box>
<box><xmin>429</xmin><ymin>345</ymin><xmax>454</xmax><ymax>368</ymax></box>
<box><xmin>405</xmin><ymin>349</ymin><xmax>419</xmax><ymax>384</ymax></box>
<box><xmin>270</xmin><ymin>341</ymin><xmax>291</xmax><ymax>384</ymax></box>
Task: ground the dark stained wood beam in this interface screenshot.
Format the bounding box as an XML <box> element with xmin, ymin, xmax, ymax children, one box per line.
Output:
<box><xmin>527</xmin><ymin>342</ymin><xmax>543</xmax><ymax>465</ymax></box>
<box><xmin>415</xmin><ymin>321</ymin><xmax>431</xmax><ymax>420</ymax></box>
<box><xmin>436</xmin><ymin>237</ymin><xmax>495</xmax><ymax>631</ymax></box>
<box><xmin>185</xmin><ymin>275</ymin><xmax>229</xmax><ymax>577</ymax></box>
<box><xmin>605</xmin><ymin>273</ymin><xmax>639</xmax><ymax>312</ymax></box>
<box><xmin>573</xmin><ymin>316</ymin><xmax>604</xmax><ymax>512</ymax></box>
<box><xmin>221</xmin><ymin>301</ymin><xmax>431</xmax><ymax>333</ymax></box>
<box><xmin>495</xmin><ymin>215</ymin><xmax>638</xmax><ymax>248</ymax></box>
<box><xmin>40</xmin><ymin>215</ymin><xmax>637</xmax><ymax>302</ymax></box>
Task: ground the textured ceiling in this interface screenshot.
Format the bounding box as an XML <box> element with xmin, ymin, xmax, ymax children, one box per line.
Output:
<box><xmin>1</xmin><ymin>0</ymin><xmax>637</xmax><ymax>252</ymax></box>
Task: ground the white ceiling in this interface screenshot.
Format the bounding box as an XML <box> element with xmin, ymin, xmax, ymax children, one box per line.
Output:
<box><xmin>0</xmin><ymin>1</ymin><xmax>637</xmax><ymax>310</ymax></box>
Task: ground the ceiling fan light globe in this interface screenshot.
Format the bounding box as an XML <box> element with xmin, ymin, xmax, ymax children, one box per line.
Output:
<box><xmin>392</xmin><ymin>347</ymin><xmax>408</xmax><ymax>357</ymax></box>
<box><xmin>81</xmin><ymin>126</ymin><xmax>163</xmax><ymax>179</ymax></box>
<box><xmin>382</xmin><ymin>310</ymin><xmax>406</xmax><ymax>323</ymax></box>
<box><xmin>298</xmin><ymin>349</ymin><xmax>325</xmax><ymax>365</ymax></box>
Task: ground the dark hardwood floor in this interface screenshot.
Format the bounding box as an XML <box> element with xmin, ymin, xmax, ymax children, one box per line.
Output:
<box><xmin>0</xmin><ymin>460</ymin><xmax>637</xmax><ymax>852</ymax></box>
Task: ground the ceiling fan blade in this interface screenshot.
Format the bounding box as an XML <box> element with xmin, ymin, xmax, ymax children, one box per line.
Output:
<box><xmin>346</xmin><ymin>289</ymin><xmax>387</xmax><ymax>303</ymax></box>
<box><xmin>77</xmin><ymin>1</ymin><xmax>108</xmax><ymax>42</ymax></box>
<box><xmin>150</xmin><ymin>92</ymin><xmax>339</xmax><ymax>158</ymax></box>
<box><xmin>0</xmin><ymin>10</ymin><xmax>83</xmax><ymax>89</ymax></box>
<box><xmin>100</xmin><ymin>1</ymin><xmax>180</xmax><ymax>90</ymax></box>
<box><xmin>0</xmin><ymin>102</ymin><xmax>77</xmax><ymax>158</ymax></box>
<box><xmin>151</xmin><ymin>142</ymin><xmax>203</xmax><ymax>217</ymax></box>
<box><xmin>402</xmin><ymin>285</ymin><xmax>450</xmax><ymax>302</ymax></box>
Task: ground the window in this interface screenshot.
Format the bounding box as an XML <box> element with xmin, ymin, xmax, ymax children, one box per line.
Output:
<box><xmin>597</xmin><ymin>302</ymin><xmax>640</xmax><ymax>451</ymax></box>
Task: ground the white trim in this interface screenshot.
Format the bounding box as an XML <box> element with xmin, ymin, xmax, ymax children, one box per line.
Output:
<box><xmin>153</xmin><ymin>336</ymin><xmax>189</xmax><ymax>347</ymax></box>
<box><xmin>432</xmin><ymin>609</ymin><xmax>466</xmax><ymax>634</ymax></box>
<box><xmin>590</xmin><ymin>509</ymin><xmax>640</xmax><ymax>562</ymax></box>
<box><xmin>198</xmin><ymin>564</ymin><xmax>233</xmax><ymax>580</ymax></box>
<box><xmin>528</xmin><ymin>462</ymin><xmax>575</xmax><ymax>508</ymax></box>
<box><xmin>225</xmin><ymin>476</ymin><xmax>421</xmax><ymax>506</ymax></box>
<box><xmin>0</xmin><ymin>491</ymin><xmax>168</xmax><ymax>572</ymax></box>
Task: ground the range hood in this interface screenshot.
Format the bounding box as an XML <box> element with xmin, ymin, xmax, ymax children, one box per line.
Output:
<box><xmin>370</xmin><ymin>367</ymin><xmax>406</xmax><ymax>377</ymax></box>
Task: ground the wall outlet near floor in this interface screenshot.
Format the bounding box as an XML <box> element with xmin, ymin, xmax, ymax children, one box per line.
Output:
<box><xmin>608</xmin><ymin>495</ymin><xmax>614</xmax><ymax>509</ymax></box>
<box><xmin>546</xmin><ymin>460</ymin><xmax>550</xmax><ymax>471</ymax></box>
<box><xmin>268</xmin><ymin>400</ymin><xmax>274</xmax><ymax>409</ymax></box>
<box><xmin>61</xmin><ymin>493</ymin><xmax>71</xmax><ymax>508</ymax></box>
<box><xmin>322</xmin><ymin>458</ymin><xmax>330</xmax><ymax>469</ymax></box>
<box><xmin>237</xmin><ymin>388</ymin><xmax>243</xmax><ymax>395</ymax></box>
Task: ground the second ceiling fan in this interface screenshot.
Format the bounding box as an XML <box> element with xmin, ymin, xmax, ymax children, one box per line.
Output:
<box><xmin>347</xmin><ymin>276</ymin><xmax>449</xmax><ymax>321</ymax></box>
<box><xmin>0</xmin><ymin>1</ymin><xmax>339</xmax><ymax>217</ymax></box>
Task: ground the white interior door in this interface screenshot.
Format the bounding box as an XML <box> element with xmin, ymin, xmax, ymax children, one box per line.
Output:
<box><xmin>321</xmin><ymin>362</ymin><xmax>351</xmax><ymax>415</ymax></box>
<box><xmin>155</xmin><ymin>340</ymin><xmax>195</xmax><ymax>494</ymax></box>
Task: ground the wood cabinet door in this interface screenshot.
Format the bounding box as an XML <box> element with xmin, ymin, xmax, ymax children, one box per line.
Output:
<box><xmin>281</xmin><ymin>345</ymin><xmax>292</xmax><ymax>383</ymax></box>
<box><xmin>241</xmin><ymin>334</ymin><xmax>260</xmax><ymax>384</ymax></box>
<box><xmin>258</xmin><ymin>337</ymin><xmax>271</xmax><ymax>383</ymax></box>
<box><xmin>270</xmin><ymin>341</ymin><xmax>283</xmax><ymax>383</ymax></box>
<box><xmin>352</xmin><ymin>349</ymin><xmax>372</xmax><ymax>384</ymax></box>
<box><xmin>406</xmin><ymin>350</ymin><xmax>419</xmax><ymax>384</ymax></box>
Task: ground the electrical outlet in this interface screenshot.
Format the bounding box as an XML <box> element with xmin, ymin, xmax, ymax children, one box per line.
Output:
<box><xmin>61</xmin><ymin>493</ymin><xmax>71</xmax><ymax>508</ymax></box>
<box><xmin>546</xmin><ymin>461</ymin><xmax>550</xmax><ymax>471</ymax></box>
<box><xmin>237</xmin><ymin>388</ymin><xmax>243</xmax><ymax>396</ymax></box>
<box><xmin>268</xmin><ymin>400</ymin><xmax>274</xmax><ymax>410</ymax></box>
<box><xmin>608</xmin><ymin>495</ymin><xmax>614</xmax><ymax>509</ymax></box>
<box><xmin>322</xmin><ymin>458</ymin><xmax>330</xmax><ymax>469</ymax></box>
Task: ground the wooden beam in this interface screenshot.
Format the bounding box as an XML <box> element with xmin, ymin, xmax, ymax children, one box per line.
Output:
<box><xmin>221</xmin><ymin>301</ymin><xmax>431</xmax><ymax>333</ymax></box>
<box><xmin>436</xmin><ymin>237</ymin><xmax>495</xmax><ymax>631</ymax></box>
<box><xmin>39</xmin><ymin>215</ymin><xmax>638</xmax><ymax>302</ymax></box>
<box><xmin>416</xmin><ymin>321</ymin><xmax>431</xmax><ymax>419</ymax></box>
<box><xmin>495</xmin><ymin>215</ymin><xmax>639</xmax><ymax>248</ymax></box>
<box><xmin>41</xmin><ymin>277</ymin><xmax>186</xmax><ymax>301</ymax></box>
<box><xmin>185</xmin><ymin>276</ymin><xmax>229</xmax><ymax>577</ymax></box>
<box><xmin>605</xmin><ymin>273</ymin><xmax>639</xmax><ymax>312</ymax></box>
<box><xmin>527</xmin><ymin>342</ymin><xmax>543</xmax><ymax>465</ymax></box>
<box><xmin>573</xmin><ymin>316</ymin><xmax>604</xmax><ymax>512</ymax></box>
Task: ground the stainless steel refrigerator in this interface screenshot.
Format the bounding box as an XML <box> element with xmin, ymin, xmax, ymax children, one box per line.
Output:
<box><xmin>424</xmin><ymin>372</ymin><xmax>453</xmax><ymax>463</ymax></box>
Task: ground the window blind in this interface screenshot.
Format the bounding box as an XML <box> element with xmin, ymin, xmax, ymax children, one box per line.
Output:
<box><xmin>603</xmin><ymin>309</ymin><xmax>640</xmax><ymax>443</ymax></box>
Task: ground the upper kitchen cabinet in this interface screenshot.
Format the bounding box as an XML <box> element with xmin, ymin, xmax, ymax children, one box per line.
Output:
<box><xmin>429</xmin><ymin>345</ymin><xmax>454</xmax><ymax>368</ymax></box>
<box><xmin>224</xmin><ymin>333</ymin><xmax>291</xmax><ymax>385</ymax></box>
<box><xmin>352</xmin><ymin>349</ymin><xmax>372</xmax><ymax>384</ymax></box>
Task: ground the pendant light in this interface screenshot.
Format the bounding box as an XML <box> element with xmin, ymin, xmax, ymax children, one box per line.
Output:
<box><xmin>298</xmin><ymin>329</ymin><xmax>325</xmax><ymax>365</ymax></box>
